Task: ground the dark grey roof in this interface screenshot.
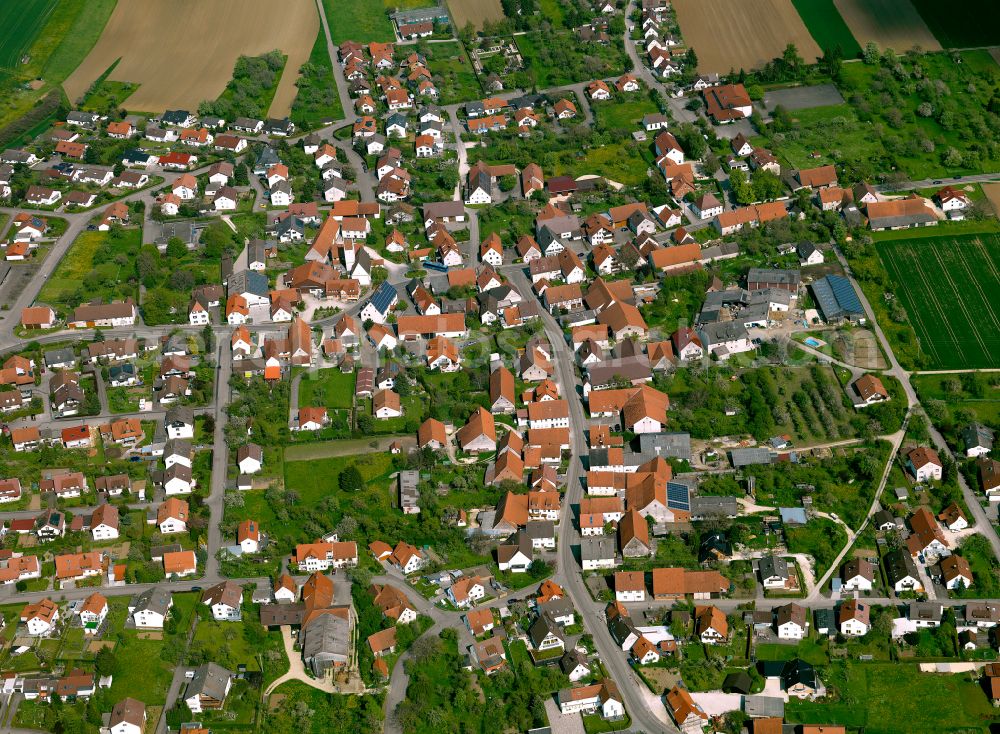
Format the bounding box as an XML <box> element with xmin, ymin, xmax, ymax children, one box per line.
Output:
<box><xmin>883</xmin><ymin>548</ymin><xmax>920</xmax><ymax>585</ymax></box>
<box><xmin>228</xmin><ymin>269</ymin><xmax>269</xmax><ymax>297</ymax></box>
<box><xmin>560</xmin><ymin>649</ymin><xmax>588</xmax><ymax>674</ymax></box>
<box><xmin>523</xmin><ymin>520</ymin><xmax>555</xmax><ymax>539</ymax></box>
<box><xmin>813</xmin><ymin>608</ymin><xmax>836</xmax><ymax>631</ymax></box>
<box><xmin>811</xmin><ymin>275</ymin><xmax>864</xmax><ymax>322</ymax></box>
<box><xmin>690</xmin><ymin>495</ymin><xmax>739</xmax><ymax>518</ymax></box>
<box><xmin>580</xmin><ymin>536</ymin><xmax>616</xmax><ymax>562</ymax></box>
<box><xmin>632</xmin><ymin>432</ymin><xmax>692</xmax><ymax>463</ymax></box>
<box><xmin>746</xmin><ymin>268</ymin><xmax>801</xmax><ymax>287</ymax></box>
<box><xmin>780</xmin><ymin>658</ymin><xmax>815</xmax><ymax>689</ymax></box>
<box><xmin>155</xmin><ymin>221</ymin><xmax>197</xmax><ymax>246</ymax></box>
<box><xmin>699</xmin><ymin>320</ymin><xmax>749</xmax><ymax>346</ymax></box>
<box><xmin>759</xmin><ymin>555</ymin><xmax>789</xmax><ymax>580</ymax></box>
<box><xmin>796</xmin><ymin>241</ymin><xmax>819</xmax><ymax>259</ymax></box>
<box><xmin>529</xmin><ymin>614</ymin><xmax>563</xmax><ymax>648</ymax></box>
<box><xmin>187</xmin><ymin>663</ymin><xmax>233</xmax><ymax>702</ymax></box>
<box><xmin>162</xmin><ymin>110</ymin><xmax>192</xmax><ymax>125</ymax></box>
<box><xmin>962</xmin><ymin>423</ymin><xmax>994</xmax><ymax>452</ymax></box>
<box><xmin>44</xmin><ymin>348</ymin><xmax>76</xmax><ymax>368</ymax></box>
<box><xmin>130</xmin><ymin>588</ymin><xmax>172</xmax><ymax>616</ymax></box>
<box><xmin>729</xmin><ymin>447</ymin><xmax>773</xmax><ymax>467</ymax></box>
<box><xmin>165</xmin><ymin>405</ymin><xmax>194</xmax><ymax>425</ymax></box>
<box><xmin>301</xmin><ymin>612</ymin><xmax>351</xmax><ymax>667</ymax></box>
<box><xmin>699</xmin><ymin>532</ymin><xmax>731</xmax><ymax>562</ymax></box>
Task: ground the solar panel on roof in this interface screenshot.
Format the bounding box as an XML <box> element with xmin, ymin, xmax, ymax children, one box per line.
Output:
<box><xmin>666</xmin><ymin>481</ymin><xmax>690</xmax><ymax>511</ymax></box>
<box><xmin>827</xmin><ymin>275</ymin><xmax>863</xmax><ymax>314</ymax></box>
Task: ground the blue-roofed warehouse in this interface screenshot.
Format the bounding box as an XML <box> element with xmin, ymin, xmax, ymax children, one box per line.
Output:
<box><xmin>810</xmin><ymin>275</ymin><xmax>866</xmax><ymax>323</ymax></box>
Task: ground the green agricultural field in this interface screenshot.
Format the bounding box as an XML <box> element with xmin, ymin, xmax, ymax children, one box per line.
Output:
<box><xmin>0</xmin><ymin>1</ymin><xmax>56</xmax><ymax>70</ymax></box>
<box><xmin>876</xmin><ymin>232</ymin><xmax>1000</xmax><ymax>369</ymax></box>
<box><xmin>324</xmin><ymin>0</ymin><xmax>395</xmax><ymax>44</ymax></box>
<box><xmin>34</xmin><ymin>0</ymin><xmax>117</xmax><ymax>83</ymax></box>
<box><xmin>790</xmin><ymin>0</ymin><xmax>861</xmax><ymax>57</ymax></box>
<box><xmin>910</xmin><ymin>0</ymin><xmax>1000</xmax><ymax>48</ymax></box>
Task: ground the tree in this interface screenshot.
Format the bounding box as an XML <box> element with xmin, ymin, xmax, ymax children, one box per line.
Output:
<box><xmin>864</xmin><ymin>41</ymin><xmax>881</xmax><ymax>64</ymax></box>
<box><xmin>166</xmin><ymin>236</ymin><xmax>186</xmax><ymax>260</ymax></box>
<box><xmin>202</xmin><ymin>324</ymin><xmax>215</xmax><ymax>354</ymax></box>
<box><xmin>339</xmin><ymin>465</ymin><xmax>363</xmax><ymax>492</ymax></box>
<box><xmin>95</xmin><ymin>647</ymin><xmax>119</xmax><ymax>676</ymax></box>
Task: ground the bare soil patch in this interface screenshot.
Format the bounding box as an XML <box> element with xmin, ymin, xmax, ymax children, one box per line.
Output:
<box><xmin>833</xmin><ymin>0</ymin><xmax>941</xmax><ymax>52</ymax></box>
<box><xmin>982</xmin><ymin>183</ymin><xmax>1000</xmax><ymax>217</ymax></box>
<box><xmin>447</xmin><ymin>0</ymin><xmax>504</xmax><ymax>30</ymax></box>
<box><xmin>63</xmin><ymin>0</ymin><xmax>318</xmax><ymax>115</ymax></box>
<box><xmin>673</xmin><ymin>0</ymin><xmax>822</xmax><ymax>73</ymax></box>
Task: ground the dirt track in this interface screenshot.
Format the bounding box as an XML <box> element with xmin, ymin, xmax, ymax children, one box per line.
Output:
<box><xmin>673</xmin><ymin>0</ymin><xmax>822</xmax><ymax>73</ymax></box>
<box><xmin>62</xmin><ymin>0</ymin><xmax>318</xmax><ymax>115</ymax></box>
<box><xmin>834</xmin><ymin>0</ymin><xmax>942</xmax><ymax>52</ymax></box>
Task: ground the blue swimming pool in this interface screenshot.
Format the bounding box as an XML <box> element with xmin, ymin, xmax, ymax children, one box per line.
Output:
<box><xmin>804</xmin><ymin>337</ymin><xmax>822</xmax><ymax>347</ymax></box>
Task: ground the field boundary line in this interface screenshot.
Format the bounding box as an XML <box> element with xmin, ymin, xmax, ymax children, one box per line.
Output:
<box><xmin>953</xmin><ymin>239</ymin><xmax>1000</xmax><ymax>335</ymax></box>
<box><xmin>897</xmin><ymin>244</ymin><xmax>963</xmax><ymax>365</ymax></box>
<box><xmin>927</xmin><ymin>244</ymin><xmax>990</xmax><ymax>362</ymax></box>
<box><xmin>880</xmin><ymin>244</ymin><xmax>943</xmax><ymax>366</ymax></box>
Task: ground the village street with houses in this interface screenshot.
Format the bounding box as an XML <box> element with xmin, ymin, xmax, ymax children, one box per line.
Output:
<box><xmin>0</xmin><ymin>0</ymin><xmax>997</xmax><ymax>733</ymax></box>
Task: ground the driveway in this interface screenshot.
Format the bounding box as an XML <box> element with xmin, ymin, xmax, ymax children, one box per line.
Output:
<box><xmin>690</xmin><ymin>691</ymin><xmax>743</xmax><ymax>717</ymax></box>
<box><xmin>265</xmin><ymin>625</ymin><xmax>338</xmax><ymax>695</ymax></box>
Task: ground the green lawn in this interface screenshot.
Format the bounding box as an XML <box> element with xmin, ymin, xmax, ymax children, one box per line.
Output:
<box><xmin>876</xmin><ymin>232</ymin><xmax>1000</xmax><ymax>369</ymax></box>
<box><xmin>37</xmin><ymin>226</ymin><xmax>141</xmax><ymax>311</ymax></box>
<box><xmin>226</xmin><ymin>452</ymin><xmax>397</xmax><ymax>558</ymax></box>
<box><xmin>789</xmin><ymin>0</ymin><xmax>861</xmax><ymax>57</ymax></box>
<box><xmin>755</xmin><ymin>103</ymin><xmax>887</xmax><ymax>172</ymax></box>
<box><xmin>537</xmin><ymin>0</ymin><xmax>565</xmax><ymax>25</ymax></box>
<box><xmin>755</xmin><ymin>638</ymin><xmax>830</xmax><ymax>666</ymax></box>
<box><xmin>912</xmin><ymin>373</ymin><xmax>1000</xmax><ymax>426</ymax></box>
<box><xmin>298</xmin><ymin>368</ymin><xmax>355</xmax><ymax>409</ymax></box>
<box><xmin>323</xmin><ymin>0</ymin><xmax>394</xmax><ymax>44</ymax></box>
<box><xmin>423</xmin><ymin>41</ymin><xmax>481</xmax><ymax>105</ymax></box>
<box><xmin>549</xmin><ymin>140</ymin><xmax>653</xmax><ymax>186</ymax></box>
<box><xmin>266</xmin><ymin>681</ymin><xmax>384</xmax><ymax>733</ymax></box>
<box><xmin>291</xmin><ymin>28</ymin><xmax>345</xmax><ymax>129</ymax></box>
<box><xmin>786</xmin><ymin>518</ymin><xmax>848</xmax><ymax>577</ymax></box>
<box><xmin>910</xmin><ymin>0</ymin><xmax>1000</xmax><ymax>47</ymax></box>
<box><xmin>593</xmin><ymin>96</ymin><xmax>660</xmax><ymax>131</ymax></box>
<box><xmin>80</xmin><ymin>75</ymin><xmax>138</xmax><ymax>114</ymax></box>
<box><xmin>515</xmin><ymin>31</ymin><xmax>629</xmax><ymax>89</ymax></box>
<box><xmin>785</xmin><ymin>662</ymin><xmax>996</xmax><ymax>731</ymax></box>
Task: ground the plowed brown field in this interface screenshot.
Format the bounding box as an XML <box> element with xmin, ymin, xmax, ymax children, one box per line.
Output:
<box><xmin>63</xmin><ymin>0</ymin><xmax>318</xmax><ymax>115</ymax></box>
<box><xmin>673</xmin><ymin>0</ymin><xmax>822</xmax><ymax>74</ymax></box>
<box><xmin>834</xmin><ymin>0</ymin><xmax>941</xmax><ymax>52</ymax></box>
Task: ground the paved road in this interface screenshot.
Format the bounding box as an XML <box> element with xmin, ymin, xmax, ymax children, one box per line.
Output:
<box><xmin>506</xmin><ymin>267</ymin><xmax>672</xmax><ymax>733</ymax></box>
<box><xmin>833</xmin><ymin>247</ymin><xmax>1000</xmax><ymax>560</ymax></box>
<box><xmin>203</xmin><ymin>342</ymin><xmax>233</xmax><ymax>579</ymax></box>
<box><xmin>314</xmin><ymin>0</ymin><xmax>358</xmax><ymax>129</ymax></box>
<box><xmin>874</xmin><ymin>172</ymin><xmax>1000</xmax><ymax>192</ymax></box>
